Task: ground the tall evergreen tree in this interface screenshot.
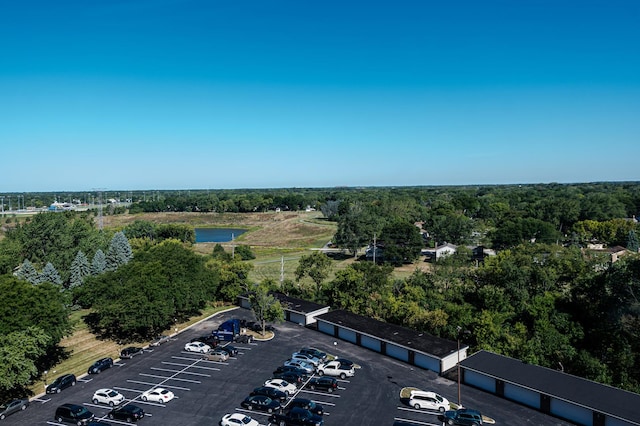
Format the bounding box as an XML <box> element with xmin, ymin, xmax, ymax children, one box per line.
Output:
<box><xmin>16</xmin><ymin>259</ymin><xmax>40</xmax><ymax>285</ymax></box>
<box><xmin>106</xmin><ymin>231</ymin><xmax>133</xmax><ymax>271</ymax></box>
<box><xmin>69</xmin><ymin>250</ymin><xmax>91</xmax><ymax>289</ymax></box>
<box><xmin>40</xmin><ymin>262</ymin><xmax>62</xmax><ymax>285</ymax></box>
<box><xmin>92</xmin><ymin>249</ymin><xmax>107</xmax><ymax>275</ymax></box>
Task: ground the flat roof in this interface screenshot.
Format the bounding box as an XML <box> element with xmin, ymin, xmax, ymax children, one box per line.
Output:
<box><xmin>461</xmin><ymin>350</ymin><xmax>640</xmax><ymax>425</ymax></box>
<box><xmin>316</xmin><ymin>310</ymin><xmax>461</xmax><ymax>359</ymax></box>
<box><xmin>271</xmin><ymin>292</ymin><xmax>329</xmax><ymax>315</ymax></box>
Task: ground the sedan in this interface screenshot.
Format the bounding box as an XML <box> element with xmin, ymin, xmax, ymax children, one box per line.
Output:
<box><xmin>240</xmin><ymin>395</ymin><xmax>281</xmax><ymax>413</ymax></box>
<box><xmin>274</xmin><ymin>365</ymin><xmax>310</xmax><ymax>379</ymax></box>
<box><xmin>307</xmin><ymin>377</ymin><xmax>338</xmax><ymax>393</ymax></box>
<box><xmin>92</xmin><ymin>388</ymin><xmax>125</xmax><ymax>406</ymax></box>
<box><xmin>184</xmin><ymin>341</ymin><xmax>211</xmax><ymax>353</ymax></box>
<box><xmin>218</xmin><ymin>344</ymin><xmax>238</xmax><ymax>357</ymax></box>
<box><xmin>108</xmin><ymin>404</ymin><xmax>145</xmax><ymax>422</ymax></box>
<box><xmin>284</xmin><ymin>359</ymin><xmax>315</xmax><ymax>374</ymax></box>
<box><xmin>141</xmin><ymin>387</ymin><xmax>175</xmax><ymax>403</ymax></box>
<box><xmin>251</xmin><ymin>386</ymin><xmax>287</xmax><ymax>402</ymax></box>
<box><xmin>150</xmin><ymin>334</ymin><xmax>170</xmax><ymax>346</ymax></box>
<box><xmin>120</xmin><ymin>346</ymin><xmax>143</xmax><ymax>359</ymax></box>
<box><xmin>272</xmin><ymin>371</ymin><xmax>305</xmax><ymax>385</ymax></box>
<box><xmin>219</xmin><ymin>412</ymin><xmax>259</xmax><ymax>426</ymax></box>
<box><xmin>203</xmin><ymin>349</ymin><xmax>229</xmax><ymax>362</ymax></box>
<box><xmin>87</xmin><ymin>357</ymin><xmax>114</xmax><ymax>374</ymax></box>
<box><xmin>264</xmin><ymin>378</ymin><xmax>298</xmax><ymax>395</ymax></box>
<box><xmin>291</xmin><ymin>352</ymin><xmax>321</xmax><ymax>366</ymax></box>
<box><xmin>299</xmin><ymin>347</ymin><xmax>327</xmax><ymax>361</ymax></box>
<box><xmin>0</xmin><ymin>399</ymin><xmax>29</xmax><ymax>420</ymax></box>
<box><xmin>287</xmin><ymin>398</ymin><xmax>324</xmax><ymax>416</ymax></box>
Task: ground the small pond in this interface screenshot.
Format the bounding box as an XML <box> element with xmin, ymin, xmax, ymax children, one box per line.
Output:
<box><xmin>194</xmin><ymin>228</ymin><xmax>247</xmax><ymax>243</ymax></box>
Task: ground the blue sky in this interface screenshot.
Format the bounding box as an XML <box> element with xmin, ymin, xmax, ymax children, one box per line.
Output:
<box><xmin>1</xmin><ymin>0</ymin><xmax>639</xmax><ymax>192</ymax></box>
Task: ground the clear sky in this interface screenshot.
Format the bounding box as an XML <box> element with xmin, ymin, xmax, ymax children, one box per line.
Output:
<box><xmin>1</xmin><ymin>0</ymin><xmax>639</xmax><ymax>192</ymax></box>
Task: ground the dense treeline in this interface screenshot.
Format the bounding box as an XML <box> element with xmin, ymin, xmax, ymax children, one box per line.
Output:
<box><xmin>1</xmin><ymin>182</ymin><xmax>640</xmax><ymax>398</ymax></box>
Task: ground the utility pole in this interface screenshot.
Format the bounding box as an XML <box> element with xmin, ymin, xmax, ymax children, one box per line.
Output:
<box><xmin>0</xmin><ymin>196</ymin><xmax>4</xmax><ymax>217</ymax></box>
<box><xmin>280</xmin><ymin>256</ymin><xmax>285</xmax><ymax>284</ymax></box>
<box><xmin>373</xmin><ymin>233</ymin><xmax>377</xmax><ymax>264</ymax></box>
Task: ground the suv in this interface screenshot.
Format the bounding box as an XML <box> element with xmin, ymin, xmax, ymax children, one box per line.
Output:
<box><xmin>54</xmin><ymin>403</ymin><xmax>94</xmax><ymax>425</ymax></box>
<box><xmin>443</xmin><ymin>408</ymin><xmax>483</xmax><ymax>425</ymax></box>
<box><xmin>87</xmin><ymin>357</ymin><xmax>113</xmax><ymax>374</ymax></box>
<box><xmin>408</xmin><ymin>390</ymin><xmax>449</xmax><ymax>412</ymax></box>
<box><xmin>46</xmin><ymin>374</ymin><xmax>76</xmax><ymax>394</ymax></box>
<box><xmin>120</xmin><ymin>346</ymin><xmax>143</xmax><ymax>359</ymax></box>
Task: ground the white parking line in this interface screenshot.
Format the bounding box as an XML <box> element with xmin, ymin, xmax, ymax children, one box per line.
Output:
<box><xmin>126</xmin><ymin>380</ymin><xmax>191</xmax><ymax>391</ymax></box>
<box><xmin>138</xmin><ymin>373</ymin><xmax>202</xmax><ymax>383</ymax></box>
<box><xmin>149</xmin><ymin>367</ymin><xmax>211</xmax><ymax>377</ymax></box>
<box><xmin>393</xmin><ymin>416</ymin><xmax>440</xmax><ymax>426</ymax></box>
<box><xmin>299</xmin><ymin>389</ymin><xmax>341</xmax><ymax>398</ymax></box>
<box><xmin>397</xmin><ymin>406</ymin><xmax>442</xmax><ymax>415</ymax></box>
<box><xmin>163</xmin><ymin>361</ymin><xmax>221</xmax><ymax>371</ymax></box>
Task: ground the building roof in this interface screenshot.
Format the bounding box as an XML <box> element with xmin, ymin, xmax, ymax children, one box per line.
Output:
<box><xmin>461</xmin><ymin>350</ymin><xmax>640</xmax><ymax>425</ymax></box>
<box><xmin>271</xmin><ymin>292</ymin><xmax>329</xmax><ymax>315</ymax></box>
<box><xmin>315</xmin><ymin>310</ymin><xmax>461</xmax><ymax>358</ymax></box>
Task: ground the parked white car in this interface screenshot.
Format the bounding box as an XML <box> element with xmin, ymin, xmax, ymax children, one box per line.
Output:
<box><xmin>220</xmin><ymin>412</ymin><xmax>260</xmax><ymax>426</ymax></box>
<box><xmin>141</xmin><ymin>387</ymin><xmax>175</xmax><ymax>403</ymax></box>
<box><xmin>264</xmin><ymin>378</ymin><xmax>298</xmax><ymax>395</ymax></box>
<box><xmin>408</xmin><ymin>390</ymin><xmax>450</xmax><ymax>412</ymax></box>
<box><xmin>291</xmin><ymin>352</ymin><xmax>321</xmax><ymax>366</ymax></box>
<box><xmin>317</xmin><ymin>360</ymin><xmax>355</xmax><ymax>379</ymax></box>
<box><xmin>184</xmin><ymin>341</ymin><xmax>211</xmax><ymax>353</ymax></box>
<box><xmin>92</xmin><ymin>388</ymin><xmax>125</xmax><ymax>406</ymax></box>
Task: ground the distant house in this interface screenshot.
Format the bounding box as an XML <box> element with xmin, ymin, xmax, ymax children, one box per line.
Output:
<box><xmin>422</xmin><ymin>243</ymin><xmax>457</xmax><ymax>261</ymax></box>
<box><xmin>471</xmin><ymin>245</ymin><xmax>496</xmax><ymax>264</ymax></box>
<box><xmin>365</xmin><ymin>244</ymin><xmax>384</xmax><ymax>262</ymax></box>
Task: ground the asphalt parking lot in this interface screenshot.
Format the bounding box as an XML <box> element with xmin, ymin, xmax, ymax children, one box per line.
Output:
<box><xmin>11</xmin><ymin>307</ymin><xmax>574</xmax><ymax>426</ymax></box>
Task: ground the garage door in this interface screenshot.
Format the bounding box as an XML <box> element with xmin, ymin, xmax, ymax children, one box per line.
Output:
<box><xmin>415</xmin><ymin>352</ymin><xmax>440</xmax><ymax>373</ymax></box>
<box><xmin>464</xmin><ymin>370</ymin><xmax>496</xmax><ymax>393</ymax></box>
<box><xmin>551</xmin><ymin>398</ymin><xmax>593</xmax><ymax>426</ymax></box>
<box><xmin>338</xmin><ymin>327</ymin><xmax>357</xmax><ymax>343</ymax></box>
<box><xmin>361</xmin><ymin>335</ymin><xmax>381</xmax><ymax>352</ymax></box>
<box><xmin>504</xmin><ymin>383</ymin><xmax>540</xmax><ymax>409</ymax></box>
<box><xmin>386</xmin><ymin>343</ymin><xmax>409</xmax><ymax>362</ymax></box>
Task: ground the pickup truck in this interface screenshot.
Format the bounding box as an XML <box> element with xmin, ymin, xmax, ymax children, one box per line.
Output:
<box><xmin>316</xmin><ymin>360</ymin><xmax>355</xmax><ymax>379</ymax></box>
<box><xmin>268</xmin><ymin>407</ymin><xmax>323</xmax><ymax>426</ymax></box>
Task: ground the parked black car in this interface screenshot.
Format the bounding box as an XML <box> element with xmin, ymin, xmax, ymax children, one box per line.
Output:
<box><xmin>272</xmin><ymin>371</ymin><xmax>305</xmax><ymax>385</ymax></box>
<box><xmin>87</xmin><ymin>357</ymin><xmax>114</xmax><ymax>374</ymax></box>
<box><xmin>46</xmin><ymin>374</ymin><xmax>76</xmax><ymax>394</ymax></box>
<box><xmin>307</xmin><ymin>377</ymin><xmax>338</xmax><ymax>392</ymax></box>
<box><xmin>273</xmin><ymin>365</ymin><xmax>310</xmax><ymax>379</ymax></box>
<box><xmin>299</xmin><ymin>347</ymin><xmax>327</xmax><ymax>361</ymax></box>
<box><xmin>120</xmin><ymin>346</ymin><xmax>143</xmax><ymax>359</ymax></box>
<box><xmin>235</xmin><ymin>334</ymin><xmax>253</xmax><ymax>343</ymax></box>
<box><xmin>287</xmin><ymin>398</ymin><xmax>324</xmax><ymax>416</ymax></box>
<box><xmin>108</xmin><ymin>404</ymin><xmax>145</xmax><ymax>422</ymax></box>
<box><xmin>269</xmin><ymin>407</ymin><xmax>324</xmax><ymax>426</ymax></box>
<box><xmin>191</xmin><ymin>335</ymin><xmax>219</xmax><ymax>347</ymax></box>
<box><xmin>442</xmin><ymin>408</ymin><xmax>484</xmax><ymax>425</ymax></box>
<box><xmin>0</xmin><ymin>399</ymin><xmax>29</xmax><ymax>420</ymax></box>
<box><xmin>241</xmin><ymin>395</ymin><xmax>281</xmax><ymax>413</ymax></box>
<box><xmin>54</xmin><ymin>403</ymin><xmax>94</xmax><ymax>425</ymax></box>
<box><xmin>218</xmin><ymin>344</ymin><xmax>238</xmax><ymax>357</ymax></box>
<box><xmin>251</xmin><ymin>386</ymin><xmax>287</xmax><ymax>402</ymax></box>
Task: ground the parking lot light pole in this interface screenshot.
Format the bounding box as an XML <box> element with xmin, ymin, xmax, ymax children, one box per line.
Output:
<box><xmin>457</xmin><ymin>326</ymin><xmax>471</xmax><ymax>408</ymax></box>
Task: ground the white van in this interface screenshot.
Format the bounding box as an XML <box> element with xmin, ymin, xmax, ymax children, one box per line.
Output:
<box><xmin>408</xmin><ymin>390</ymin><xmax>450</xmax><ymax>412</ymax></box>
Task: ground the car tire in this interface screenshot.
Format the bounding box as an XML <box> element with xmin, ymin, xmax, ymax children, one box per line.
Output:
<box><xmin>56</xmin><ymin>388</ymin><xmax>61</xmax><ymax>394</ymax></box>
<box><xmin>0</xmin><ymin>414</ymin><xmax>5</xmax><ymax>420</ymax></box>
<box><xmin>127</xmin><ymin>417</ymin><xmax>132</xmax><ymax>423</ymax></box>
<box><xmin>109</xmin><ymin>414</ymin><xmax>115</xmax><ymax>419</ymax></box>
<box><xmin>71</xmin><ymin>381</ymin><xmax>76</xmax><ymax>386</ymax></box>
<box><xmin>340</xmin><ymin>373</ymin><xmax>346</xmax><ymax>379</ymax></box>
<box><xmin>57</xmin><ymin>416</ymin><xmax>63</xmax><ymax>423</ymax></box>
<box><xmin>77</xmin><ymin>421</ymin><xmax>83</xmax><ymax>426</ymax></box>
<box><xmin>142</xmin><ymin>396</ymin><xmax>148</xmax><ymax>402</ymax></box>
<box><xmin>21</xmin><ymin>405</ymin><xmax>27</xmax><ymax>410</ymax></box>
<box><xmin>447</xmin><ymin>420</ymin><xmax>454</xmax><ymax>425</ymax></box>
<box><xmin>248</xmin><ymin>405</ymin><xmax>252</xmax><ymax>410</ymax></box>
<box><xmin>279</xmin><ymin>421</ymin><xmax>286</xmax><ymax>426</ymax></box>
<box><xmin>310</xmin><ymin>385</ymin><xmax>315</xmax><ymax>390</ymax></box>
<box><xmin>317</xmin><ymin>370</ymin><xmax>324</xmax><ymax>376</ymax></box>
<box><xmin>93</xmin><ymin>399</ymin><xmax>99</xmax><ymax>404</ymax></box>
<box><xmin>327</xmin><ymin>388</ymin><xmax>333</xmax><ymax>393</ymax></box>
<box><xmin>109</xmin><ymin>401</ymin><xmax>115</xmax><ymax>407</ymax></box>
<box><xmin>414</xmin><ymin>403</ymin><xmax>420</xmax><ymax>409</ymax></box>
<box><xmin>268</xmin><ymin>408</ymin><xmax>273</xmax><ymax>413</ymax></box>
<box><xmin>439</xmin><ymin>407</ymin><xmax>446</xmax><ymax>413</ymax></box>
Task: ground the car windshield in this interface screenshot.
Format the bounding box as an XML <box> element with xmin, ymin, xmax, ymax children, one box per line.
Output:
<box><xmin>107</xmin><ymin>390</ymin><xmax>118</xmax><ymax>397</ymax></box>
<box><xmin>74</xmin><ymin>406</ymin><xmax>90</xmax><ymax>415</ymax></box>
<box><xmin>241</xmin><ymin>416</ymin><xmax>252</xmax><ymax>424</ymax></box>
<box><xmin>160</xmin><ymin>390</ymin><xmax>170</xmax><ymax>395</ymax></box>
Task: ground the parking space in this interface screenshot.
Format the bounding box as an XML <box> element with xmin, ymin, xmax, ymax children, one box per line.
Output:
<box><xmin>11</xmin><ymin>308</ymin><xmax>574</xmax><ymax>426</ymax></box>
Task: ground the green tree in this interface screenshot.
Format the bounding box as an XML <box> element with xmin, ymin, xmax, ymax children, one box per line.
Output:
<box><xmin>379</xmin><ymin>219</ymin><xmax>423</xmax><ymax>266</ymax></box>
<box><xmin>105</xmin><ymin>231</ymin><xmax>133</xmax><ymax>271</ymax></box>
<box><xmin>295</xmin><ymin>252</ymin><xmax>333</xmax><ymax>298</ymax></box>
<box><xmin>234</xmin><ymin>245</ymin><xmax>255</xmax><ymax>260</ymax></box>
<box><xmin>92</xmin><ymin>249</ymin><xmax>106</xmax><ymax>275</ymax></box>
<box><xmin>248</xmin><ymin>279</ymin><xmax>285</xmax><ymax>335</ymax></box>
<box><xmin>16</xmin><ymin>259</ymin><xmax>40</xmax><ymax>285</ymax></box>
<box><xmin>40</xmin><ymin>262</ymin><xmax>62</xmax><ymax>285</ymax></box>
<box><xmin>627</xmin><ymin>230</ymin><xmax>639</xmax><ymax>252</ymax></box>
<box><xmin>69</xmin><ymin>250</ymin><xmax>91</xmax><ymax>289</ymax></box>
<box><xmin>0</xmin><ymin>326</ymin><xmax>51</xmax><ymax>400</ymax></box>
